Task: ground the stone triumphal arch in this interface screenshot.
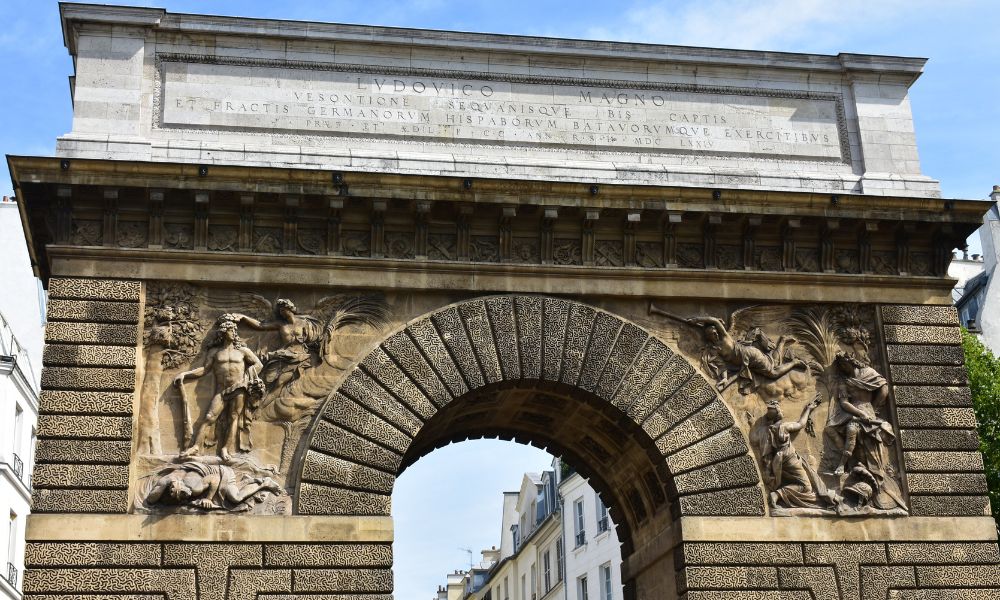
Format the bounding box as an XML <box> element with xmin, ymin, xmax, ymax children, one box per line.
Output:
<box><xmin>8</xmin><ymin>4</ymin><xmax>1000</xmax><ymax>599</ymax></box>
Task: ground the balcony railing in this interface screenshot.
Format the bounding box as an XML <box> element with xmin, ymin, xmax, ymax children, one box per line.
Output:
<box><xmin>574</xmin><ymin>530</ymin><xmax>586</xmax><ymax>547</ymax></box>
<box><xmin>5</xmin><ymin>562</ymin><xmax>16</xmax><ymax>589</ymax></box>
<box><xmin>597</xmin><ymin>516</ymin><xmax>609</xmax><ymax>533</ymax></box>
<box><xmin>12</xmin><ymin>453</ymin><xmax>23</xmax><ymax>480</ymax></box>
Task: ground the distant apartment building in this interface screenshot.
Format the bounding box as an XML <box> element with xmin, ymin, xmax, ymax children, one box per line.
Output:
<box><xmin>954</xmin><ymin>185</ymin><xmax>1000</xmax><ymax>352</ymax></box>
<box><xmin>445</xmin><ymin>459</ymin><xmax>622</xmax><ymax>600</ymax></box>
<box><xmin>0</xmin><ymin>195</ymin><xmax>44</xmax><ymax>600</ymax></box>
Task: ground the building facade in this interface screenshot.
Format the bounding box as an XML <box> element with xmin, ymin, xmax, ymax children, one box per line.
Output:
<box><xmin>560</xmin><ymin>469</ymin><xmax>623</xmax><ymax>600</ymax></box>
<box><xmin>954</xmin><ymin>186</ymin><xmax>1000</xmax><ymax>349</ymax></box>
<box><xmin>0</xmin><ymin>196</ymin><xmax>44</xmax><ymax>600</ymax></box>
<box><xmin>7</xmin><ymin>4</ymin><xmax>1000</xmax><ymax>599</ymax></box>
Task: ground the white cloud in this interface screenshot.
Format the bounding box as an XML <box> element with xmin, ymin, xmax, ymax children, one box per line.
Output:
<box><xmin>585</xmin><ymin>0</ymin><xmax>942</xmax><ymax>52</ymax></box>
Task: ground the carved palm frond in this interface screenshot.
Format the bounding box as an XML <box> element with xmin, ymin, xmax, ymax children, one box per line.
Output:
<box><xmin>728</xmin><ymin>304</ymin><xmax>795</xmax><ymax>337</ymax></box>
<box><xmin>316</xmin><ymin>294</ymin><xmax>391</xmax><ymax>332</ymax></box>
<box><xmin>205</xmin><ymin>290</ymin><xmax>274</xmax><ymax>321</ymax></box>
<box><xmin>786</xmin><ymin>306</ymin><xmax>840</xmax><ymax>369</ymax></box>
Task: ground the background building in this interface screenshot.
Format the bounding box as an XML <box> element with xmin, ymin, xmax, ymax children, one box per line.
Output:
<box><xmin>0</xmin><ymin>195</ymin><xmax>44</xmax><ymax>599</ymax></box>
<box><xmin>953</xmin><ymin>186</ymin><xmax>1000</xmax><ymax>349</ymax></box>
<box><xmin>560</xmin><ymin>464</ymin><xmax>623</xmax><ymax>600</ymax></box>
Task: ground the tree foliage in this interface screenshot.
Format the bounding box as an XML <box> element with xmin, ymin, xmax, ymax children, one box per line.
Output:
<box><xmin>960</xmin><ymin>328</ymin><xmax>1000</xmax><ymax>526</ymax></box>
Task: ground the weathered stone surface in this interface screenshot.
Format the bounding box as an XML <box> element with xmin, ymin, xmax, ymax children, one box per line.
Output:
<box><xmin>888</xmin><ymin>591</ymin><xmax>1000</xmax><ymax>600</ymax></box>
<box><xmin>683</xmin><ymin>542</ymin><xmax>803</xmax><ymax>565</ymax></box>
<box><xmin>907</xmin><ymin>472</ymin><xmax>989</xmax><ymax>495</ymax></box>
<box><xmin>778</xmin><ymin>566</ymin><xmax>840</xmax><ymax>600</ymax></box>
<box><xmin>513</xmin><ymin>295</ymin><xmax>543</xmax><ymax>380</ymax></box>
<box><xmin>881</xmin><ymin>305</ymin><xmax>959</xmax><ymax>325</ymax></box>
<box><xmin>33</xmin><ymin>464</ymin><xmax>129</xmax><ymax>488</ymax></box>
<box><xmin>674</xmin><ymin>455</ymin><xmax>759</xmax><ymax>495</ymax></box>
<box><xmin>405</xmin><ymin>318</ymin><xmax>468</xmax><ymax>398</ymax></box>
<box><xmin>357</xmin><ymin>348</ymin><xmax>436</xmax><ymax>419</ymax></box>
<box><xmin>627</xmin><ymin>353</ymin><xmax>695</xmax><ymax>423</ymax></box>
<box><xmin>310</xmin><ymin>420</ymin><xmax>401</xmax><ymax>473</ymax></box>
<box><xmin>643</xmin><ymin>377</ymin><xmax>716</xmax><ymax>441</ymax></box>
<box><xmin>485</xmin><ymin>296</ymin><xmax>520</xmax><ymax>381</ymax></box>
<box><xmin>915</xmin><ymin>565</ymin><xmax>1000</xmax><ymax>587</ymax></box>
<box><xmin>264</xmin><ymin>544</ymin><xmax>392</xmax><ymax>567</ymax></box>
<box><xmin>860</xmin><ymin>566</ymin><xmax>917</xmax><ymax>600</ymax></box>
<box><xmin>888</xmin><ymin>542</ymin><xmax>1000</xmax><ymax>564</ymax></box>
<box><xmin>889</xmin><ymin>365</ymin><xmax>967</xmax><ymax>385</ymax></box>
<box><xmin>561</xmin><ymin>303</ymin><xmax>598</xmax><ymax>388</ymax></box>
<box><xmin>897</xmin><ymin>407</ymin><xmax>979</xmax><ymax>429</ymax></box>
<box><xmin>685</xmin><ymin>593</ymin><xmax>811</xmax><ymax>600</ymax></box>
<box><xmin>45</xmin><ymin>321</ymin><xmax>138</xmax><ymax>345</ymax></box>
<box><xmin>379</xmin><ymin>330</ymin><xmax>453</xmax><ymax>407</ymax></box>
<box><xmin>803</xmin><ymin>543</ymin><xmax>888</xmax><ymax>599</ymax></box>
<box><xmin>25</xmin><ymin>543</ymin><xmax>162</xmax><ymax>566</ymax></box>
<box><xmin>677</xmin><ymin>486</ymin><xmax>765</xmax><ymax>517</ymax></box>
<box><xmin>39</xmin><ymin>390</ymin><xmax>133</xmax><ymax>414</ymax></box>
<box><xmin>903</xmin><ymin>451</ymin><xmax>985</xmax><ymax>473</ymax></box>
<box><xmin>596</xmin><ymin>322</ymin><xmax>648</xmax><ymax>401</ymax></box>
<box><xmin>656</xmin><ymin>399</ymin><xmax>734</xmax><ymax>456</ymax></box>
<box><xmin>338</xmin><ymin>371</ymin><xmax>423</xmax><ymax>436</ymax></box>
<box><xmin>900</xmin><ymin>428</ymin><xmax>981</xmax><ymax>450</ymax></box>
<box><xmin>541</xmin><ymin>297</ymin><xmax>570</xmax><ymax>382</ymax></box>
<box><xmin>41</xmin><ymin>366</ymin><xmax>136</xmax><ymax>391</ymax></box>
<box><xmin>298</xmin><ymin>483</ymin><xmax>391</xmax><ymax>516</ymax></box>
<box><xmin>292</xmin><ymin>568</ymin><xmax>393</xmax><ymax>593</ymax></box>
<box><xmin>24</xmin><ymin>568</ymin><xmax>195</xmax><ymax>600</ymax></box>
<box><xmin>667</xmin><ymin>427</ymin><xmax>749</xmax><ymax>474</ymax></box>
<box><xmin>301</xmin><ymin>452</ymin><xmax>394</xmax><ymax>494</ymax></box>
<box><xmin>322</xmin><ymin>394</ymin><xmax>410</xmax><ymax>454</ymax></box>
<box><xmin>886</xmin><ymin>344</ymin><xmax>964</xmax><ymax>365</ymax></box>
<box><xmin>431</xmin><ymin>307</ymin><xmax>486</xmax><ymax>389</ymax></box>
<box><xmin>893</xmin><ymin>385</ymin><xmax>971</xmax><ymax>407</ymax></box>
<box><xmin>48</xmin><ymin>278</ymin><xmax>141</xmax><ymax>301</ymax></box>
<box><xmin>35</xmin><ymin>439</ymin><xmax>131</xmax><ymax>463</ymax></box>
<box><xmin>908</xmin><ymin>494</ymin><xmax>990</xmax><ymax>516</ymax></box>
<box><xmin>43</xmin><ymin>344</ymin><xmax>137</xmax><ymax>368</ymax></box>
<box><xmin>611</xmin><ymin>337</ymin><xmax>673</xmax><ymax>411</ymax></box>
<box><xmin>163</xmin><ymin>544</ymin><xmax>263</xmax><ymax>600</ymax></box>
<box><xmin>578</xmin><ymin>311</ymin><xmax>621</xmax><ymax>392</ymax></box>
<box><xmin>32</xmin><ymin>488</ymin><xmax>129</xmax><ymax>513</ymax></box>
<box><xmin>682</xmin><ymin>566</ymin><xmax>778</xmax><ymax>590</ymax></box>
<box><xmin>884</xmin><ymin>325</ymin><xmax>961</xmax><ymax>345</ymax></box>
<box><xmin>47</xmin><ymin>299</ymin><xmax>141</xmax><ymax>323</ymax></box>
<box><xmin>37</xmin><ymin>414</ymin><xmax>132</xmax><ymax>439</ymax></box>
<box><xmin>228</xmin><ymin>569</ymin><xmax>291</xmax><ymax>600</ymax></box>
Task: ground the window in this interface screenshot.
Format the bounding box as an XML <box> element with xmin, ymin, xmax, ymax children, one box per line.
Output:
<box><xmin>556</xmin><ymin>539</ymin><xmax>564</xmax><ymax>582</ymax></box>
<box><xmin>573</xmin><ymin>499</ymin><xmax>586</xmax><ymax>547</ymax></box>
<box><xmin>596</xmin><ymin>494</ymin><xmax>609</xmax><ymax>534</ymax></box>
<box><xmin>530</xmin><ymin>563</ymin><xmax>536</xmax><ymax>599</ymax></box>
<box><xmin>504</xmin><ymin>576</ymin><xmax>509</xmax><ymax>600</ymax></box>
<box><xmin>600</xmin><ymin>564</ymin><xmax>612</xmax><ymax>600</ymax></box>
<box><xmin>7</xmin><ymin>511</ymin><xmax>17</xmax><ymax>585</ymax></box>
<box><xmin>521</xmin><ymin>574</ymin><xmax>526</xmax><ymax>600</ymax></box>
<box><xmin>578</xmin><ymin>575</ymin><xmax>589</xmax><ymax>600</ymax></box>
<box><xmin>543</xmin><ymin>550</ymin><xmax>551</xmax><ymax>592</ymax></box>
<box><xmin>530</xmin><ymin>500</ymin><xmax>537</xmax><ymax>528</ymax></box>
<box><xmin>13</xmin><ymin>403</ymin><xmax>23</xmax><ymax>455</ymax></box>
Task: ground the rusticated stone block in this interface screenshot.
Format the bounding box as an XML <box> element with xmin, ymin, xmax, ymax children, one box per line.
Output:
<box><xmin>259</xmin><ymin>596</ymin><xmax>392</xmax><ymax>600</ymax></box>
<box><xmin>778</xmin><ymin>566</ymin><xmax>840</xmax><ymax>600</ymax></box>
<box><xmin>310</xmin><ymin>420</ymin><xmax>401</xmax><ymax>473</ymax></box>
<box><xmin>322</xmin><ymin>394</ymin><xmax>410</xmax><ymax>455</ymax></box>
<box><xmin>915</xmin><ymin>565</ymin><xmax>1000</xmax><ymax>587</ymax></box>
<box><xmin>897</xmin><ymin>407</ymin><xmax>978</xmax><ymax>429</ymax></box>
<box><xmin>685</xmin><ymin>593</ymin><xmax>811</xmax><ymax>600</ymax></box>
<box><xmin>611</xmin><ymin>337</ymin><xmax>673</xmax><ymax>411</ymax></box>
<box><xmin>888</xmin><ymin>542</ymin><xmax>1000</xmax><ymax>564</ymax></box>
<box><xmin>38</xmin><ymin>414</ymin><xmax>131</xmax><ymax>439</ymax></box>
<box><xmin>338</xmin><ymin>372</ymin><xmax>423</xmax><ymax>436</ymax></box>
<box><xmin>459</xmin><ymin>299</ymin><xmax>503</xmax><ymax>385</ymax></box>
<box><xmin>297</xmin><ymin>483</ymin><xmax>390</xmax><ymax>515</ymax></box>
<box><xmin>569</xmin><ymin>309</ymin><xmax>614</xmax><ymax>389</ymax></box>
<box><xmin>40</xmin><ymin>390</ymin><xmax>133</xmax><ymax>414</ymax></box>
<box><xmin>803</xmin><ymin>543</ymin><xmax>887</xmax><ymax>599</ymax></box>
<box><xmin>163</xmin><ymin>544</ymin><xmax>263</xmax><ymax>600</ymax></box>
<box><xmin>626</xmin><ymin>353</ymin><xmax>695</xmax><ymax>423</ymax></box>
<box><xmin>881</xmin><ymin>305</ymin><xmax>958</xmax><ymax>325</ymax></box>
<box><xmin>264</xmin><ymin>544</ymin><xmax>392</xmax><ymax>567</ymax></box>
<box><xmin>42</xmin><ymin>366</ymin><xmax>136</xmax><ymax>391</ymax></box>
<box><xmin>884</xmin><ymin>325</ymin><xmax>961</xmax><ymax>345</ymax></box>
<box><xmin>431</xmin><ymin>307</ymin><xmax>486</xmax><ymax>389</ymax></box>
<box><xmin>888</xmin><ymin>591</ymin><xmax>1000</xmax><ymax>599</ymax></box>
<box><xmin>682</xmin><ymin>542</ymin><xmax>803</xmax><ymax>566</ymax></box>
<box><xmin>904</xmin><ymin>451</ymin><xmax>985</xmax><ymax>473</ymax></box>
<box><xmin>485</xmin><ymin>296</ymin><xmax>520</xmax><ymax>381</ymax></box>
<box><xmin>48</xmin><ymin>278</ymin><xmax>141</xmax><ymax>301</ymax></box>
<box><xmin>886</xmin><ymin>344</ymin><xmax>964</xmax><ymax>365</ymax></box>
<box><xmin>32</xmin><ymin>488</ymin><xmax>129</xmax><ymax>513</ymax></box>
<box><xmin>674</xmin><ymin>455</ymin><xmax>759</xmax><ymax>495</ymax></box>
<box><xmin>541</xmin><ymin>297</ymin><xmax>570</xmax><ymax>382</ymax></box>
<box><xmin>595</xmin><ymin>323</ymin><xmax>648</xmax><ymax>401</ymax></box>
<box><xmin>889</xmin><ymin>365</ymin><xmax>967</xmax><ymax>386</ymax></box>
<box><xmin>893</xmin><ymin>385</ymin><xmax>971</xmax><ymax>407</ymax></box>
<box><xmin>47</xmin><ymin>299</ymin><xmax>140</xmax><ymax>323</ymax></box>
<box><xmin>655</xmin><ymin>399</ymin><xmax>734</xmax><ymax>457</ymax></box>
<box><xmin>33</xmin><ymin>464</ymin><xmax>129</xmax><ymax>488</ymax></box>
<box><xmin>45</xmin><ymin>321</ymin><xmax>138</xmax><ymax>345</ymax></box>
<box><xmin>379</xmin><ymin>331</ymin><xmax>454</xmax><ymax>408</ymax></box>
<box><xmin>900</xmin><ymin>428</ymin><xmax>981</xmax><ymax>450</ymax></box>
<box><xmin>359</xmin><ymin>348</ymin><xmax>437</xmax><ymax>419</ymax></box>
<box><xmin>677</xmin><ymin>486</ymin><xmax>765</xmax><ymax>517</ymax></box>
<box><xmin>667</xmin><ymin>427</ymin><xmax>749</xmax><ymax>475</ymax></box>
<box><xmin>43</xmin><ymin>344</ymin><xmax>136</xmax><ymax>368</ymax></box>
<box><xmin>292</xmin><ymin>568</ymin><xmax>393</xmax><ymax>593</ymax></box>
<box><xmin>228</xmin><ymin>570</ymin><xmax>291</xmax><ymax>600</ymax></box>
<box><xmin>301</xmin><ymin>451</ymin><xmax>394</xmax><ymax>494</ymax></box>
<box><xmin>514</xmin><ymin>295</ymin><xmax>543</xmax><ymax>380</ymax></box>
<box><xmin>25</xmin><ymin>542</ymin><xmax>161</xmax><ymax>566</ymax></box>
<box><xmin>682</xmin><ymin>566</ymin><xmax>778</xmax><ymax>590</ymax></box>
<box><xmin>860</xmin><ymin>566</ymin><xmax>917</xmax><ymax>600</ymax></box>
<box><xmin>24</xmin><ymin>568</ymin><xmax>195</xmax><ymax>600</ymax></box>
<box><xmin>909</xmin><ymin>494</ymin><xmax>990</xmax><ymax>516</ymax></box>
<box><xmin>27</xmin><ymin>596</ymin><xmax>163</xmax><ymax>600</ymax></box>
<box><xmin>403</xmin><ymin>319</ymin><xmax>467</xmax><ymax>398</ymax></box>
<box><xmin>35</xmin><ymin>439</ymin><xmax>130</xmax><ymax>463</ymax></box>
<box><xmin>907</xmin><ymin>472</ymin><xmax>989</xmax><ymax>494</ymax></box>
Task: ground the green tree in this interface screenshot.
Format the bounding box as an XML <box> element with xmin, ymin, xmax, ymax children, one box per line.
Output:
<box><xmin>960</xmin><ymin>328</ymin><xmax>1000</xmax><ymax>526</ymax></box>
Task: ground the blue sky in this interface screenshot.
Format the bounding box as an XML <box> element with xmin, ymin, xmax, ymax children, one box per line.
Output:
<box><xmin>2</xmin><ymin>0</ymin><xmax>999</xmax><ymax>596</ymax></box>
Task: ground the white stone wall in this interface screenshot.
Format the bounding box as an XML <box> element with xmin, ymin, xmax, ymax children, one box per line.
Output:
<box><xmin>0</xmin><ymin>200</ymin><xmax>43</xmax><ymax>599</ymax></box>
<box><xmin>560</xmin><ymin>474</ymin><xmax>623</xmax><ymax>600</ymax></box>
<box><xmin>55</xmin><ymin>5</ymin><xmax>941</xmax><ymax>198</ymax></box>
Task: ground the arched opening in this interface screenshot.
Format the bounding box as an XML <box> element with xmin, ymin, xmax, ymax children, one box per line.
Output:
<box><xmin>294</xmin><ymin>295</ymin><xmax>765</xmax><ymax>599</ymax></box>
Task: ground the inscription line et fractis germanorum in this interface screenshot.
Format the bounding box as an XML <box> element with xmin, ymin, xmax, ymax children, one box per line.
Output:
<box><xmin>161</xmin><ymin>61</ymin><xmax>844</xmax><ymax>160</ymax></box>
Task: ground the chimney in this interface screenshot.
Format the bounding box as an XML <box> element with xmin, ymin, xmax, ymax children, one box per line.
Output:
<box><xmin>992</xmin><ymin>185</ymin><xmax>1000</xmax><ymax>204</ymax></box>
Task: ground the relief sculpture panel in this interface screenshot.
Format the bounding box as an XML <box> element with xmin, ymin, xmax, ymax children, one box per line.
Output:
<box><xmin>134</xmin><ymin>283</ymin><xmax>390</xmax><ymax>514</ymax></box>
<box><xmin>647</xmin><ymin>302</ymin><xmax>906</xmax><ymax>516</ymax></box>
